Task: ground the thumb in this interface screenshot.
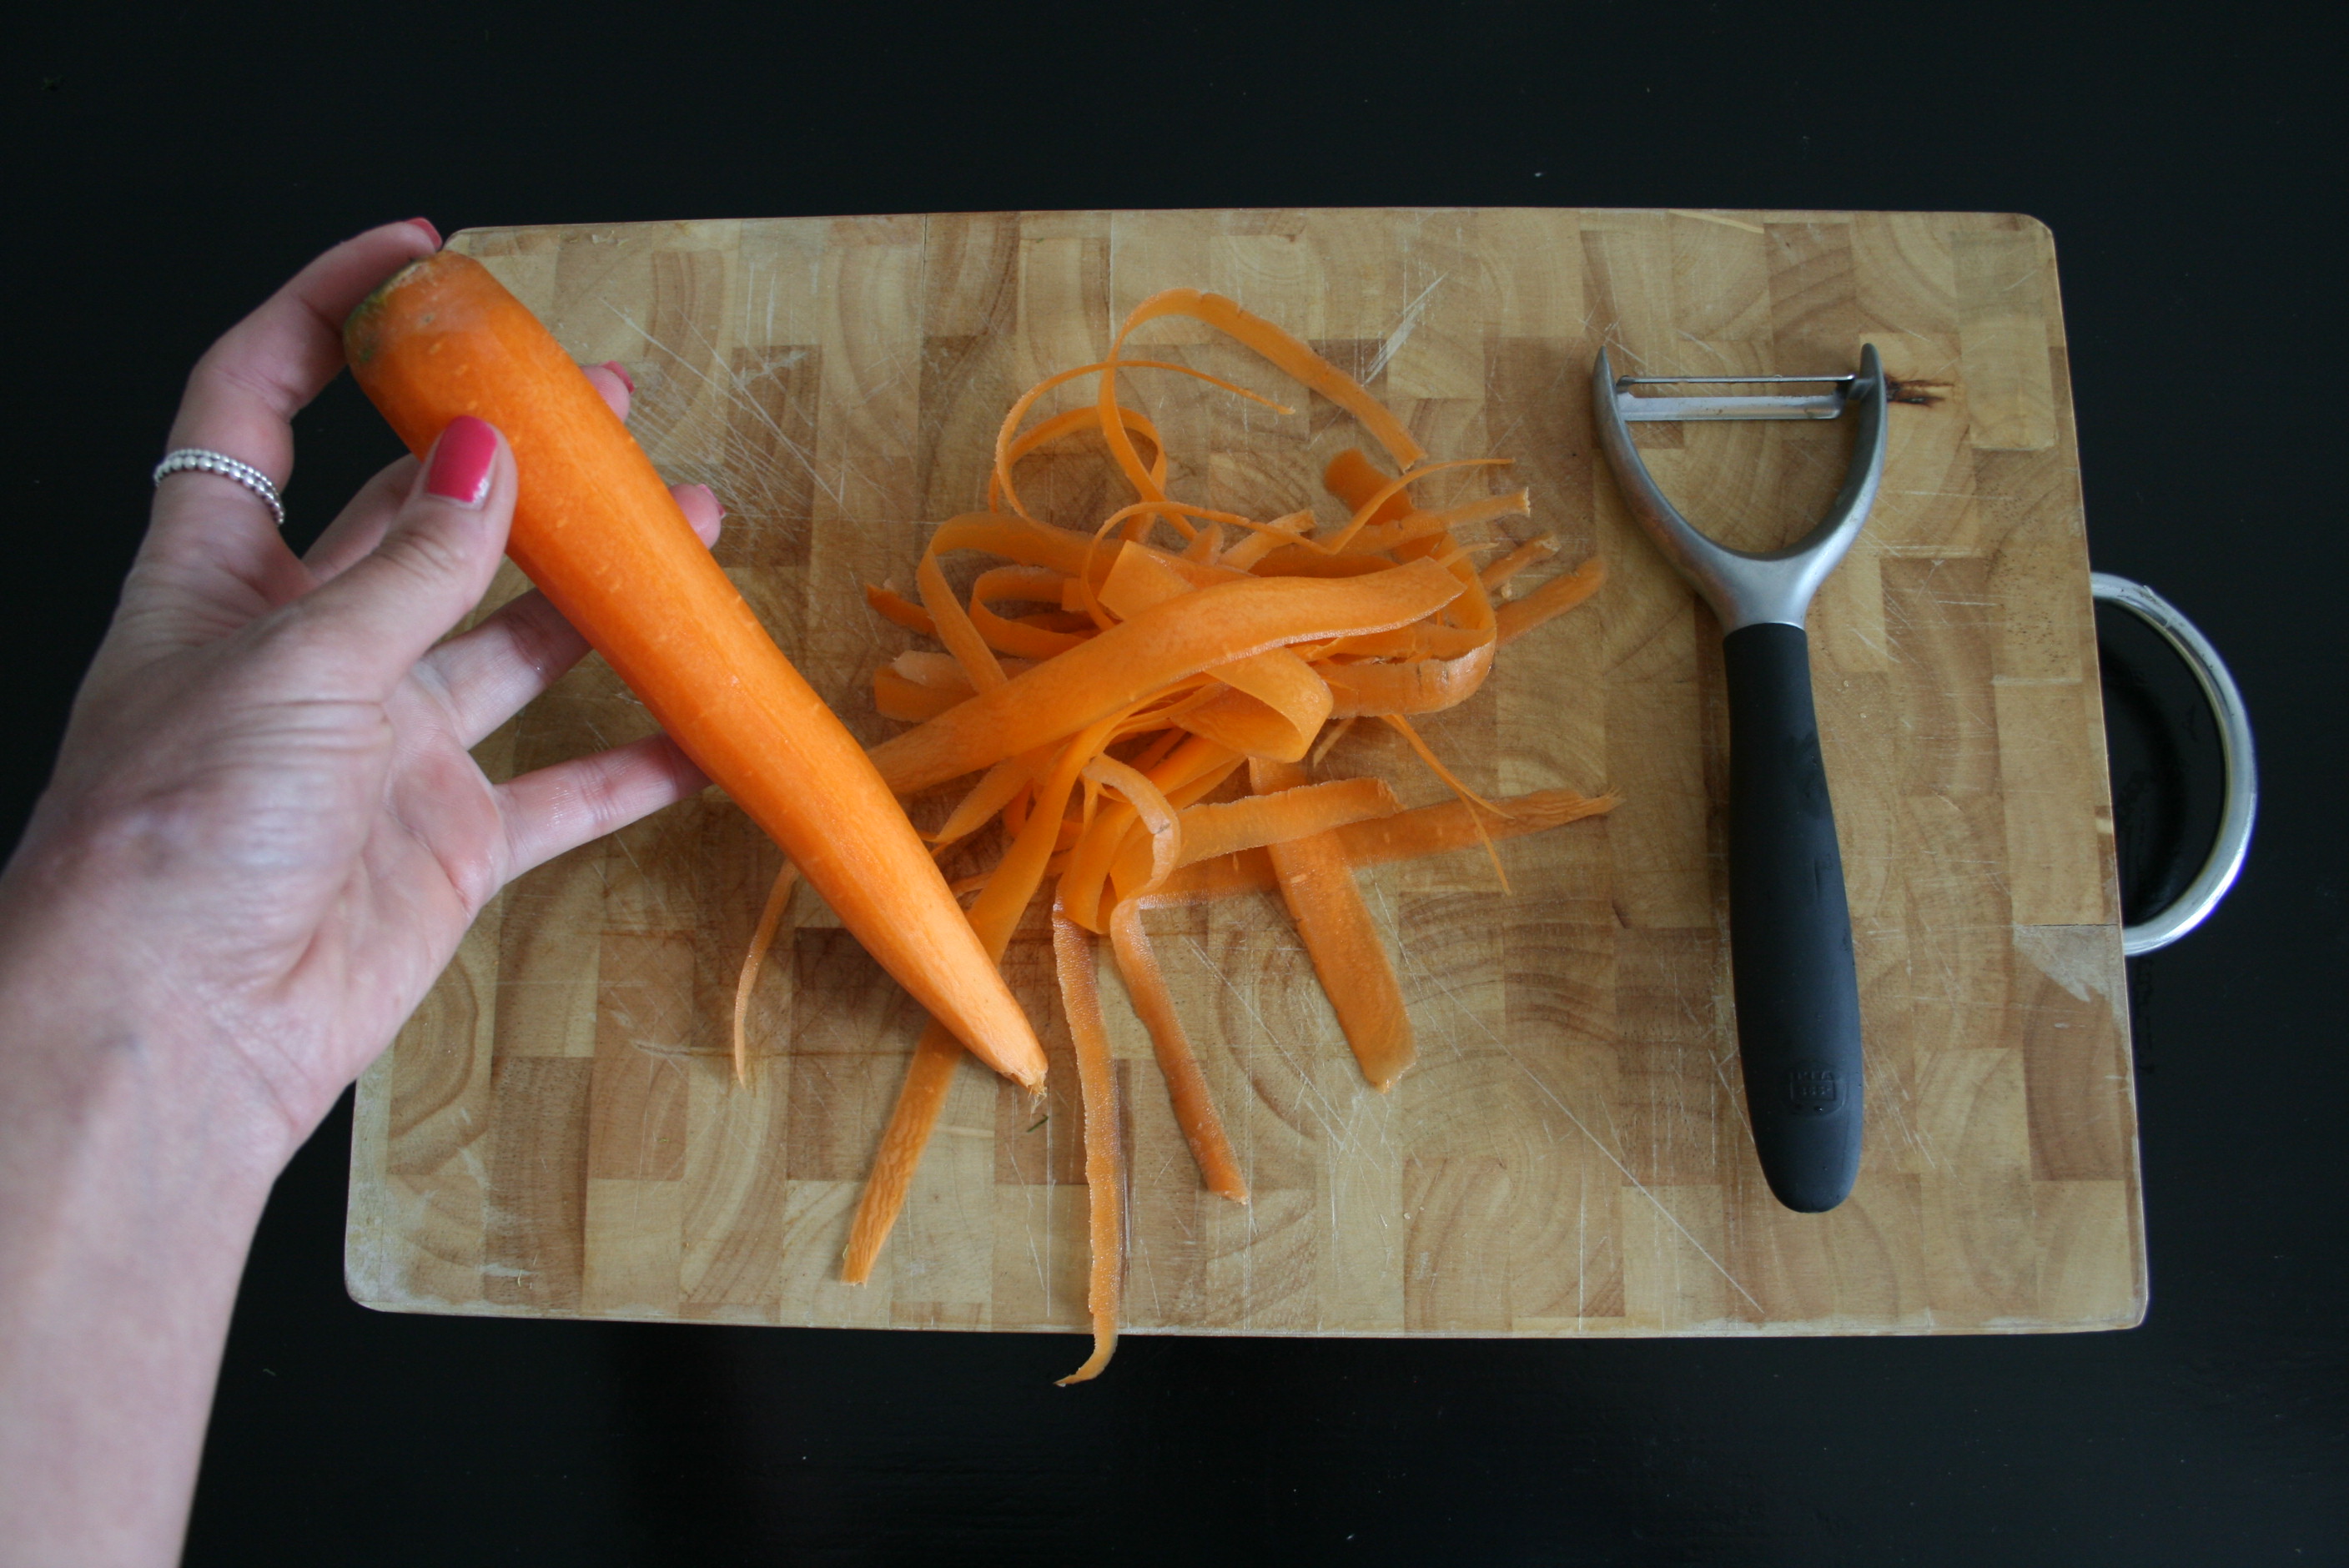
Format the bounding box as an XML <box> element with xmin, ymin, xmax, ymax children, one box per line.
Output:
<box><xmin>264</xmin><ymin>417</ymin><xmax>516</xmax><ymax>702</ymax></box>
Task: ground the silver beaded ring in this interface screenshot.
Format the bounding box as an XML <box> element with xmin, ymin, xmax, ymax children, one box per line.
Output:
<box><xmin>152</xmin><ymin>448</ymin><xmax>286</xmax><ymax>529</ymax></box>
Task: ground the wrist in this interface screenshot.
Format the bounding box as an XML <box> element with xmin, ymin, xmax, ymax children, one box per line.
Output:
<box><xmin>0</xmin><ymin>981</ymin><xmax>291</xmax><ymax>1221</ymax></box>
<box><xmin>0</xmin><ymin>933</ymin><xmax>284</xmax><ymax>1568</ymax></box>
<box><xmin>0</xmin><ymin>885</ymin><xmax>301</xmax><ymax>1202</ymax></box>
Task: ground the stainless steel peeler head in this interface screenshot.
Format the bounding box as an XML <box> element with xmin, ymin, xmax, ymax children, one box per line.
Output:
<box><xmin>1592</xmin><ymin>345</ymin><xmax>1889</xmax><ymax>632</ymax></box>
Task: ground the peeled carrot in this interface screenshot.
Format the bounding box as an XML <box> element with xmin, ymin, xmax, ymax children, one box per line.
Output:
<box><xmin>345</xmin><ymin>252</ymin><xmax>1046</xmax><ymax>1090</ymax></box>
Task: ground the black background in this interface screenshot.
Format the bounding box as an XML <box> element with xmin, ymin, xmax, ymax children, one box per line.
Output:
<box><xmin>7</xmin><ymin>3</ymin><xmax>2343</xmax><ymax>1563</ymax></box>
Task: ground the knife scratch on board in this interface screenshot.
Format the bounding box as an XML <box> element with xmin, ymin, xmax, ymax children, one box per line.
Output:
<box><xmin>601</xmin><ymin>297</ymin><xmax>851</xmax><ymax>512</ymax></box>
<box><xmin>1180</xmin><ymin>933</ymin><xmax>1346</xmax><ymax>1143</ymax></box>
<box><xmin>1363</xmin><ymin>274</ymin><xmax>1446</xmax><ymax>384</ymax></box>
<box><xmin>1421</xmin><ymin>936</ymin><xmax>1762</xmax><ymax>1314</ymax></box>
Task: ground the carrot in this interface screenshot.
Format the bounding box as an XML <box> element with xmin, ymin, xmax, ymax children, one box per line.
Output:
<box><xmin>346</xmin><ymin>252</ymin><xmax>1046</xmax><ymax>1091</ymax></box>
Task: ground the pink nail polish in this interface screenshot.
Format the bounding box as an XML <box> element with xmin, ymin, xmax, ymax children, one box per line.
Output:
<box><xmin>406</xmin><ymin>217</ymin><xmax>443</xmax><ymax>249</ymax></box>
<box><xmin>425</xmin><ymin>417</ymin><xmax>498</xmax><ymax>505</ymax></box>
<box><xmin>697</xmin><ymin>482</ymin><xmax>725</xmax><ymax>518</ymax></box>
<box><xmin>602</xmin><ymin>360</ymin><xmax>636</xmax><ymax>395</ymax></box>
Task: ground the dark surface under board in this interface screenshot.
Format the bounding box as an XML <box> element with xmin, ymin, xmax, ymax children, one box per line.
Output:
<box><xmin>7</xmin><ymin>5</ymin><xmax>2343</xmax><ymax>1564</ymax></box>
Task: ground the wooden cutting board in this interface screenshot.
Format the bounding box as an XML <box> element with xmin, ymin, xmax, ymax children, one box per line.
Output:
<box><xmin>345</xmin><ymin>209</ymin><xmax>2142</xmax><ymax>1337</ymax></box>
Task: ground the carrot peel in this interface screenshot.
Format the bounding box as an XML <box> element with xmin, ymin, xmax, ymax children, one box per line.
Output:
<box><xmin>1054</xmin><ymin>907</ymin><xmax>1124</xmax><ymax>1384</ymax></box>
<box><xmin>732</xmin><ymin>860</ymin><xmax>798</xmax><ymax>1086</ymax></box>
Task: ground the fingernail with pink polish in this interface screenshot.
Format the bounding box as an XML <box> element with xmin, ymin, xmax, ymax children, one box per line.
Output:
<box><xmin>697</xmin><ymin>483</ymin><xmax>725</xmax><ymax>519</ymax></box>
<box><xmin>407</xmin><ymin>217</ymin><xmax>443</xmax><ymax>249</ymax></box>
<box><xmin>602</xmin><ymin>360</ymin><xmax>636</xmax><ymax>395</ymax></box>
<box><xmin>425</xmin><ymin>417</ymin><xmax>499</xmax><ymax>506</ymax></box>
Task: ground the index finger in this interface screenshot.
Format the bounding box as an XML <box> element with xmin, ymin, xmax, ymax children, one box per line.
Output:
<box><xmin>148</xmin><ymin>219</ymin><xmax>442</xmax><ymax>587</ymax></box>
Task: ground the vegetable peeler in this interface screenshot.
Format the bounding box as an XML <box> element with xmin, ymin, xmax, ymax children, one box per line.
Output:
<box><xmin>1592</xmin><ymin>347</ymin><xmax>1888</xmax><ymax>1213</ymax></box>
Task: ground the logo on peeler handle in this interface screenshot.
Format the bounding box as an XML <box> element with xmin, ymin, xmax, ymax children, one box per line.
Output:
<box><xmin>1786</xmin><ymin>1063</ymin><xmax>1842</xmax><ymax>1115</ymax></box>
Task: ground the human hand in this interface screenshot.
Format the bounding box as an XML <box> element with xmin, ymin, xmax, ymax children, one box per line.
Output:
<box><xmin>0</xmin><ymin>220</ymin><xmax>720</xmax><ymax>1169</ymax></box>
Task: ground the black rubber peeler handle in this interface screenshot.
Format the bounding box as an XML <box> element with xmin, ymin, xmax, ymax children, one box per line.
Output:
<box><xmin>1721</xmin><ymin>623</ymin><xmax>1865</xmax><ymax>1213</ymax></box>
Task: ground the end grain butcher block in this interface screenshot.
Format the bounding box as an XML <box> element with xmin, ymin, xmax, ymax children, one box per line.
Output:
<box><xmin>345</xmin><ymin>209</ymin><xmax>2142</xmax><ymax>1337</ymax></box>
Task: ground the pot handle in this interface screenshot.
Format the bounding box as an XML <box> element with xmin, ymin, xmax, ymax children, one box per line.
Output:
<box><xmin>2091</xmin><ymin>574</ymin><xmax>2257</xmax><ymax>955</ymax></box>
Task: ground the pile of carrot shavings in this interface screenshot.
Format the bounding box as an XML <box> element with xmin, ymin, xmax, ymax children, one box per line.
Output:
<box><xmin>733</xmin><ymin>288</ymin><xmax>1615</xmax><ymax>1382</ymax></box>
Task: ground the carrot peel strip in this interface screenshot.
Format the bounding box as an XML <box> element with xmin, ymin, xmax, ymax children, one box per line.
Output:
<box><xmin>868</xmin><ymin>560</ymin><xmax>1463</xmax><ymax>794</ymax></box>
<box><xmin>1175</xmin><ymin>776</ymin><xmax>1400</xmax><ymax>865</ymax></box>
<box><xmin>843</xmin><ymin>711</ymin><xmax>1134</xmax><ymax>1279</ymax></box>
<box><xmin>918</xmin><ymin>549</ymin><xmax>1006</xmax><ymax>694</ymax></box>
<box><xmin>993</xmin><ymin>356</ymin><xmax>1287</xmax><ymax>524</ymax></box>
<box><xmin>865</xmin><ymin>583</ymin><xmax>935</xmax><ymax>635</ymax></box>
<box><xmin>928</xmin><ymin>747</ymin><xmax>1054</xmax><ymax>850</ymax></box>
<box><xmin>1379</xmin><ymin>713</ymin><xmax>1511</xmax><ymax>889</ymax></box>
<box><xmin>1249</xmin><ymin>758</ymin><xmax>1416</xmax><ymax>1092</ymax></box>
<box><xmin>1481</xmin><ymin>535</ymin><xmax>1561</xmax><ymax>591</ymax></box>
<box><xmin>1320</xmin><ymin>459</ymin><xmax>1510</xmax><ymax>555</ymax></box>
<box><xmin>732</xmin><ymin>859</ymin><xmax>799</xmax><ymax>1086</ymax></box>
<box><xmin>1053</xmin><ymin>907</ymin><xmax>1124</xmax><ymax>1384</ymax></box>
<box><xmin>841</xmin><ymin>1022</ymin><xmax>961</xmax><ymax>1284</ymax></box>
<box><xmin>1081</xmin><ymin>756</ymin><xmax>1184</xmax><ymax>897</ymax></box>
<box><xmin>1495</xmin><ymin>556</ymin><xmax>1607</xmax><ymax>645</ymax></box>
<box><xmin>1144</xmin><ymin>789</ymin><xmax>1620</xmax><ymax>906</ymax></box>
<box><xmin>1113</xmin><ymin>290</ymin><xmax>1424</xmax><ymax>473</ymax></box>
<box><xmin>1108</xmin><ymin>901</ymin><xmax>1249</xmax><ymax>1202</ymax></box>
